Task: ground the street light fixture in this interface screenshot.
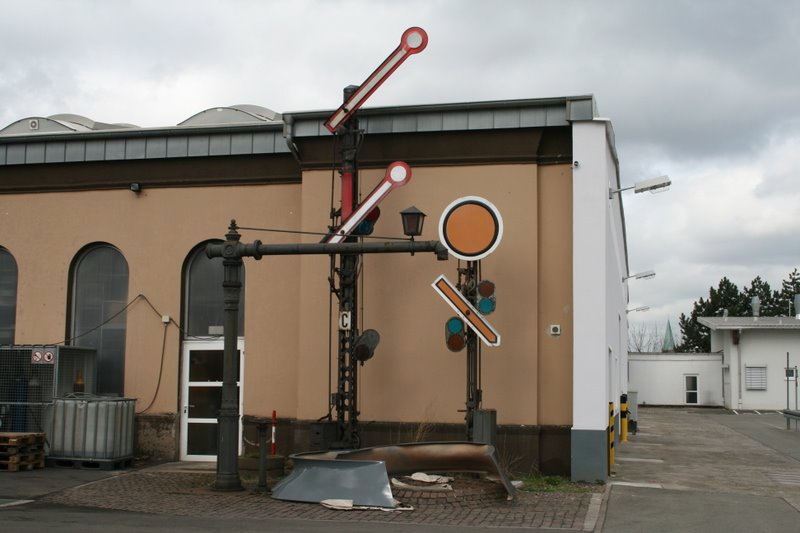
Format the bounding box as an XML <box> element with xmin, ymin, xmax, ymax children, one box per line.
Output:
<box><xmin>400</xmin><ymin>206</ymin><xmax>426</xmax><ymax>237</ymax></box>
<box><xmin>609</xmin><ymin>175</ymin><xmax>671</xmax><ymax>199</ymax></box>
<box><xmin>623</xmin><ymin>270</ymin><xmax>655</xmax><ymax>282</ymax></box>
<box><xmin>626</xmin><ymin>306</ymin><xmax>650</xmax><ymax>314</ymax></box>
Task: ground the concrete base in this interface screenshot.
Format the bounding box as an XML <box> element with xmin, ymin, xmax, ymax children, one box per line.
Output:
<box><xmin>133</xmin><ymin>414</ymin><xmax>573</xmax><ymax>477</ymax></box>
<box><xmin>570</xmin><ymin>428</ymin><xmax>607</xmax><ymax>482</ymax></box>
<box><xmin>135</xmin><ymin>414</ymin><xmax>178</xmax><ymax>461</ymax></box>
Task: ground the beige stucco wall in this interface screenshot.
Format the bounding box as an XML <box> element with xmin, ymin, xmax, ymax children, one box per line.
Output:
<box><xmin>1</xmin><ymin>160</ymin><xmax>573</xmax><ymax>427</ymax></box>
<box><xmin>0</xmin><ymin>184</ymin><xmax>302</xmax><ymax>416</ymax></box>
<box><xmin>296</xmin><ymin>162</ymin><xmax>572</xmax><ymax>426</ymax></box>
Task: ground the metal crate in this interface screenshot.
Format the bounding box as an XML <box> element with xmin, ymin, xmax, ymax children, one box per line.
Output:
<box><xmin>0</xmin><ymin>345</ymin><xmax>96</xmax><ymax>433</ymax></box>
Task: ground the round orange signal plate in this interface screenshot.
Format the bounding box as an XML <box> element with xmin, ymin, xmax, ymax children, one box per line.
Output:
<box><xmin>439</xmin><ymin>197</ymin><xmax>503</xmax><ymax>261</ymax></box>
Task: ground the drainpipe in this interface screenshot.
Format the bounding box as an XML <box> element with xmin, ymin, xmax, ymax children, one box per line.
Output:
<box><xmin>736</xmin><ymin>330</ymin><xmax>743</xmax><ymax>409</ymax></box>
<box><xmin>282</xmin><ymin>114</ymin><xmax>302</xmax><ymax>164</ymax></box>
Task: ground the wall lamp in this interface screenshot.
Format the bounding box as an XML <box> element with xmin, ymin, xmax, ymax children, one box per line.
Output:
<box><xmin>130</xmin><ymin>183</ymin><xmax>141</xmax><ymax>193</ymax></box>
<box><xmin>623</xmin><ymin>270</ymin><xmax>655</xmax><ymax>282</ymax></box>
<box><xmin>400</xmin><ymin>206</ymin><xmax>426</xmax><ymax>238</ymax></box>
<box><xmin>609</xmin><ymin>175</ymin><xmax>671</xmax><ymax>199</ymax></box>
<box><xmin>626</xmin><ymin>306</ymin><xmax>650</xmax><ymax>314</ymax></box>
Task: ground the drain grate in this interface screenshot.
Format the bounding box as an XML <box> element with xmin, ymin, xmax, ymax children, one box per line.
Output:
<box><xmin>767</xmin><ymin>472</ymin><xmax>800</xmax><ymax>486</ymax></box>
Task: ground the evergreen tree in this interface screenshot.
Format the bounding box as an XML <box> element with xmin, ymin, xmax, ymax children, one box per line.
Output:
<box><xmin>677</xmin><ymin>297</ymin><xmax>712</xmax><ymax>353</ymax></box>
<box><xmin>742</xmin><ymin>276</ymin><xmax>779</xmax><ymax>316</ymax></box>
<box><xmin>676</xmin><ymin>277</ymin><xmax>745</xmax><ymax>353</ymax></box>
<box><xmin>677</xmin><ymin>271</ymin><xmax>800</xmax><ymax>353</ymax></box>
<box><xmin>777</xmin><ymin>268</ymin><xmax>800</xmax><ymax>316</ymax></box>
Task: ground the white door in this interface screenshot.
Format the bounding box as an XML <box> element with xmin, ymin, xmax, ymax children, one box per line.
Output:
<box><xmin>180</xmin><ymin>339</ymin><xmax>244</xmax><ymax>461</ymax></box>
<box><xmin>685</xmin><ymin>374</ymin><xmax>699</xmax><ymax>405</ymax></box>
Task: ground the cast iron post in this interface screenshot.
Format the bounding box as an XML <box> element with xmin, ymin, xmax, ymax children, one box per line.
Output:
<box><xmin>214</xmin><ymin>220</ymin><xmax>244</xmax><ymax>491</ymax></box>
<box><xmin>463</xmin><ymin>261</ymin><xmax>481</xmax><ymax>440</ymax></box>
<box><xmin>332</xmin><ymin>85</ymin><xmax>362</xmax><ymax>449</ymax></box>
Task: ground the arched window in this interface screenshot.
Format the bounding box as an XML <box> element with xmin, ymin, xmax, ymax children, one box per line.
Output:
<box><xmin>69</xmin><ymin>244</ymin><xmax>129</xmax><ymax>396</ymax></box>
<box><xmin>0</xmin><ymin>247</ymin><xmax>17</xmax><ymax>345</ymax></box>
<box><xmin>183</xmin><ymin>242</ymin><xmax>244</xmax><ymax>337</ymax></box>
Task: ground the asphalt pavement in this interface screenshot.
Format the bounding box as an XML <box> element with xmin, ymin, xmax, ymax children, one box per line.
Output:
<box><xmin>2</xmin><ymin>407</ymin><xmax>800</xmax><ymax>532</ymax></box>
<box><xmin>602</xmin><ymin>407</ymin><xmax>800</xmax><ymax>532</ymax></box>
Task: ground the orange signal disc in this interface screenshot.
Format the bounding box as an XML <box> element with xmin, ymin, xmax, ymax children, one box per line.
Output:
<box><xmin>439</xmin><ymin>197</ymin><xmax>503</xmax><ymax>261</ymax></box>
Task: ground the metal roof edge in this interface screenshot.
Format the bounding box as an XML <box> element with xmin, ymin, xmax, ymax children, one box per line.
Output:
<box><xmin>698</xmin><ymin>316</ymin><xmax>800</xmax><ymax>330</ymax></box>
<box><xmin>285</xmin><ymin>95</ymin><xmax>594</xmax><ymax>120</ymax></box>
<box><xmin>0</xmin><ymin>121</ymin><xmax>285</xmax><ymax>144</ymax></box>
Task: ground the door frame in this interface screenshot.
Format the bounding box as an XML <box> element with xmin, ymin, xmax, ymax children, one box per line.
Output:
<box><xmin>179</xmin><ymin>338</ymin><xmax>244</xmax><ymax>461</ymax></box>
<box><xmin>684</xmin><ymin>373</ymin><xmax>699</xmax><ymax>405</ymax></box>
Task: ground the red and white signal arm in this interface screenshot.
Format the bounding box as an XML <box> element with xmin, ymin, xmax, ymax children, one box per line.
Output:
<box><xmin>326</xmin><ymin>161</ymin><xmax>412</xmax><ymax>243</ymax></box>
<box><xmin>438</xmin><ymin>196</ymin><xmax>503</xmax><ymax>261</ymax></box>
<box><xmin>325</xmin><ymin>27</ymin><xmax>428</xmax><ymax>133</ymax></box>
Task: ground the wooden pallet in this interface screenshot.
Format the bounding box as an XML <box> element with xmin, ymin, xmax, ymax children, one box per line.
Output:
<box><xmin>0</xmin><ymin>444</ymin><xmax>44</xmax><ymax>456</ymax></box>
<box><xmin>0</xmin><ymin>432</ymin><xmax>46</xmax><ymax>447</ymax></box>
<box><xmin>3</xmin><ymin>452</ymin><xmax>45</xmax><ymax>464</ymax></box>
<box><xmin>0</xmin><ymin>457</ymin><xmax>45</xmax><ymax>472</ymax></box>
<box><xmin>0</xmin><ymin>433</ymin><xmax>47</xmax><ymax>472</ymax></box>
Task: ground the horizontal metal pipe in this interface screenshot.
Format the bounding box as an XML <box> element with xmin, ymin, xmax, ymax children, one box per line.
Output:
<box><xmin>208</xmin><ymin>240</ymin><xmax>448</xmax><ymax>260</ymax></box>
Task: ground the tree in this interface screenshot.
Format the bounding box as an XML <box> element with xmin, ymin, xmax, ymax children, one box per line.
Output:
<box><xmin>677</xmin><ymin>270</ymin><xmax>800</xmax><ymax>353</ymax></box>
<box><xmin>628</xmin><ymin>322</ymin><xmax>665</xmax><ymax>352</ymax></box>
<box><xmin>677</xmin><ymin>277</ymin><xmax>745</xmax><ymax>353</ymax></box>
<box><xmin>777</xmin><ymin>268</ymin><xmax>800</xmax><ymax>316</ymax></box>
<box><xmin>742</xmin><ymin>276</ymin><xmax>779</xmax><ymax>316</ymax></box>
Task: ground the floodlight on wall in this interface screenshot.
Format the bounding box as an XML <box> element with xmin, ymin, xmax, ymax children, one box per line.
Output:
<box><xmin>626</xmin><ymin>306</ymin><xmax>650</xmax><ymax>314</ymax></box>
<box><xmin>622</xmin><ymin>270</ymin><xmax>655</xmax><ymax>282</ymax></box>
<box><xmin>129</xmin><ymin>183</ymin><xmax>141</xmax><ymax>193</ymax></box>
<box><xmin>609</xmin><ymin>175</ymin><xmax>671</xmax><ymax>199</ymax></box>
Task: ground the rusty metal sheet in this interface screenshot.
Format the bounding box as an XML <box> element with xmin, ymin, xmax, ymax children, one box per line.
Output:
<box><xmin>272</xmin><ymin>441</ymin><xmax>515</xmax><ymax>507</ymax></box>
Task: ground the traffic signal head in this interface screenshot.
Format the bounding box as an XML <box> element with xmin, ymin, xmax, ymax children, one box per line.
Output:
<box><xmin>445</xmin><ymin>316</ymin><xmax>466</xmax><ymax>352</ymax></box>
<box><xmin>354</xmin><ymin>329</ymin><xmax>380</xmax><ymax>363</ymax></box>
<box><xmin>476</xmin><ymin>279</ymin><xmax>496</xmax><ymax>315</ymax></box>
<box><xmin>353</xmin><ymin>206</ymin><xmax>381</xmax><ymax>236</ymax></box>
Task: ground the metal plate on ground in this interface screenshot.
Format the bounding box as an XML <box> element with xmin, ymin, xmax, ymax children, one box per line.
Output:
<box><xmin>271</xmin><ymin>458</ymin><xmax>394</xmax><ymax>508</ymax></box>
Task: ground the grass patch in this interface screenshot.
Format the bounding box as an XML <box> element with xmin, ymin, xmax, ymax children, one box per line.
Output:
<box><xmin>517</xmin><ymin>474</ymin><xmax>599</xmax><ymax>493</ymax></box>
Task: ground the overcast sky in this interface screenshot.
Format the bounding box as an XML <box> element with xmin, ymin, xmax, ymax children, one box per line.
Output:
<box><xmin>3</xmin><ymin>0</ymin><xmax>799</xmax><ymax>341</ymax></box>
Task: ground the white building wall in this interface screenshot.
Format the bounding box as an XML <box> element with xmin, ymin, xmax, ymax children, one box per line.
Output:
<box><xmin>573</xmin><ymin>120</ymin><xmax>624</xmax><ymax>432</ymax></box>
<box><xmin>629</xmin><ymin>353</ymin><xmax>723</xmax><ymax>406</ymax></box>
<box><xmin>571</xmin><ymin>119</ymin><xmax>628</xmax><ymax>481</ymax></box>
<box><xmin>737</xmin><ymin>330</ymin><xmax>800</xmax><ymax>410</ymax></box>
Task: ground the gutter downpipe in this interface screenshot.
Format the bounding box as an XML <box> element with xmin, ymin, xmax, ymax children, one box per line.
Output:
<box><xmin>737</xmin><ymin>330</ymin><xmax>743</xmax><ymax>409</ymax></box>
<box><xmin>282</xmin><ymin>114</ymin><xmax>302</xmax><ymax>164</ymax></box>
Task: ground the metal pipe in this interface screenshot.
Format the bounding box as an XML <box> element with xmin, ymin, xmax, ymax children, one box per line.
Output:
<box><xmin>208</xmin><ymin>240</ymin><xmax>449</xmax><ymax>260</ymax></box>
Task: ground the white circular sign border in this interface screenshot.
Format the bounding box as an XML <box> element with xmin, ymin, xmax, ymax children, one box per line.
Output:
<box><xmin>438</xmin><ymin>196</ymin><xmax>504</xmax><ymax>262</ymax></box>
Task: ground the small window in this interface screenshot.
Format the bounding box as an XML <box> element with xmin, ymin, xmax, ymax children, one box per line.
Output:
<box><xmin>183</xmin><ymin>242</ymin><xmax>244</xmax><ymax>337</ymax></box>
<box><xmin>745</xmin><ymin>365</ymin><xmax>767</xmax><ymax>390</ymax></box>
<box><xmin>70</xmin><ymin>244</ymin><xmax>129</xmax><ymax>396</ymax></box>
<box><xmin>685</xmin><ymin>374</ymin><xmax>698</xmax><ymax>404</ymax></box>
<box><xmin>0</xmin><ymin>247</ymin><xmax>18</xmax><ymax>345</ymax></box>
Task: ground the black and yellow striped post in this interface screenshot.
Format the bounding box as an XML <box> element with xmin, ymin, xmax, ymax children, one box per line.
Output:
<box><xmin>608</xmin><ymin>401</ymin><xmax>615</xmax><ymax>474</ymax></box>
<box><xmin>620</xmin><ymin>393</ymin><xmax>628</xmax><ymax>443</ymax></box>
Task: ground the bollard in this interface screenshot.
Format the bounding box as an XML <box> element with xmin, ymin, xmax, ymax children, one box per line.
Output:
<box><xmin>620</xmin><ymin>394</ymin><xmax>628</xmax><ymax>443</ymax></box>
<box><xmin>257</xmin><ymin>422</ymin><xmax>270</xmax><ymax>492</ymax></box>
<box><xmin>271</xmin><ymin>410</ymin><xmax>277</xmax><ymax>456</ymax></box>
<box><xmin>608</xmin><ymin>401</ymin><xmax>615</xmax><ymax>474</ymax></box>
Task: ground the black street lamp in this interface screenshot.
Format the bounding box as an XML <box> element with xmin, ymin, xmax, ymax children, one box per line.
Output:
<box><xmin>400</xmin><ymin>206</ymin><xmax>426</xmax><ymax>238</ymax></box>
